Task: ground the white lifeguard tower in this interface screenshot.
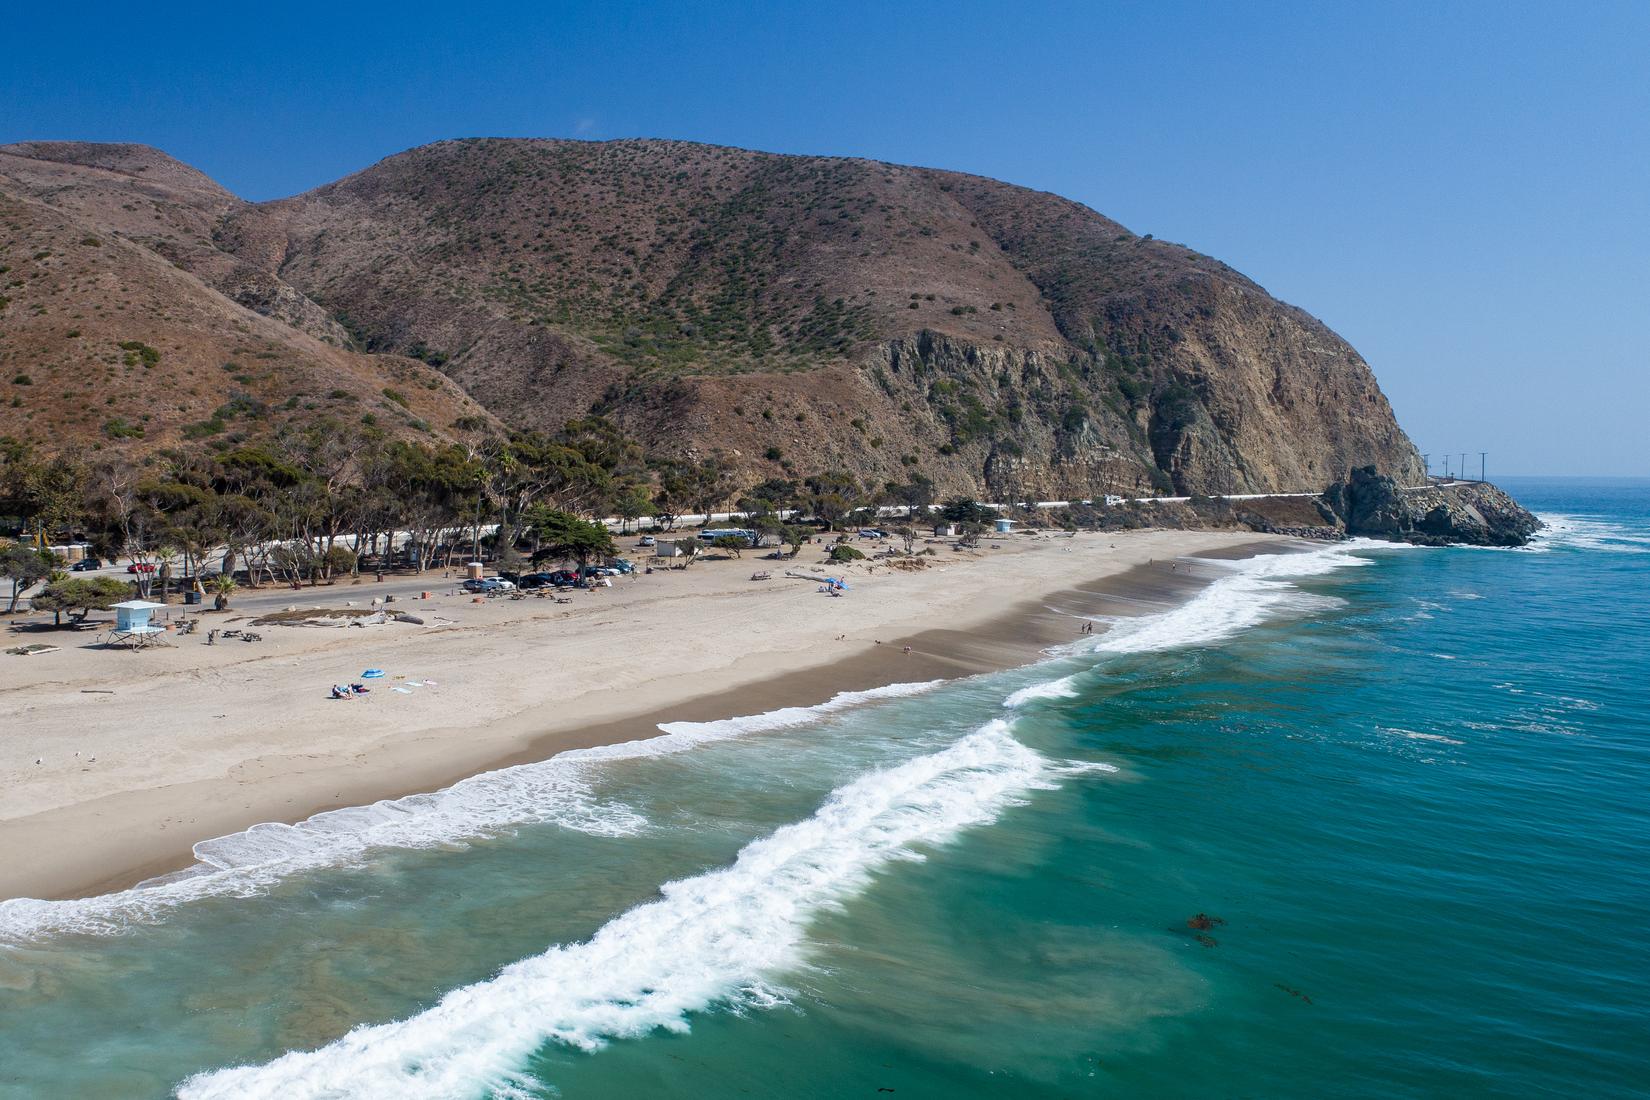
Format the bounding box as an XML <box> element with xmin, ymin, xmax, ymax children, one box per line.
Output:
<box><xmin>993</xmin><ymin>518</ymin><xmax>1015</xmax><ymax>534</ymax></box>
<box><xmin>106</xmin><ymin>600</ymin><xmax>171</xmax><ymax>648</ymax></box>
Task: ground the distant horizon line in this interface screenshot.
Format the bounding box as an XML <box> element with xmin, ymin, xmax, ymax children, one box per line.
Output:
<box><xmin>1491</xmin><ymin>472</ymin><xmax>1649</xmax><ymax>481</ymax></box>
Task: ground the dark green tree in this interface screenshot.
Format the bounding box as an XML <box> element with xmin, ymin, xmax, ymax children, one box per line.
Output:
<box><xmin>1</xmin><ymin>544</ymin><xmax>56</xmax><ymax>613</ymax></box>
<box><xmin>525</xmin><ymin>506</ymin><xmax>617</xmax><ymax>569</ymax></box>
<box><xmin>31</xmin><ymin>576</ymin><xmax>130</xmax><ymax>626</ymax></box>
<box><xmin>941</xmin><ymin>497</ymin><xmax>995</xmax><ymax>525</ymax></box>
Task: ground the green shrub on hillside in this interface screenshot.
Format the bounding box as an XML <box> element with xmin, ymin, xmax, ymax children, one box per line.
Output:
<box><xmin>117</xmin><ymin>341</ymin><xmax>161</xmax><ymax>368</ymax></box>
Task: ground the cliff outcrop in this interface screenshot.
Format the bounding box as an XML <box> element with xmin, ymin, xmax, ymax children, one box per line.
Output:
<box><xmin>1324</xmin><ymin>467</ymin><xmax>1541</xmax><ymax>547</ymax></box>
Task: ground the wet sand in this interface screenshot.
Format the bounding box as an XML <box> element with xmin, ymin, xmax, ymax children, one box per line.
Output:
<box><xmin>0</xmin><ymin>530</ymin><xmax>1290</xmax><ymax>901</ymax></box>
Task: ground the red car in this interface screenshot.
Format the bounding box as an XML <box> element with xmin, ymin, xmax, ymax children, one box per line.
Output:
<box><xmin>126</xmin><ymin>562</ymin><xmax>157</xmax><ymax>574</ymax></box>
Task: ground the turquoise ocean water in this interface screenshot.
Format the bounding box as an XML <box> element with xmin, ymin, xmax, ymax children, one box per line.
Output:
<box><xmin>1</xmin><ymin>476</ymin><xmax>1646</xmax><ymax>1098</ymax></box>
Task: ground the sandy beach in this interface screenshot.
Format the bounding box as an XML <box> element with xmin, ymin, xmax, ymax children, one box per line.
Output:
<box><xmin>0</xmin><ymin>528</ymin><xmax>1287</xmax><ymax>902</ymax></box>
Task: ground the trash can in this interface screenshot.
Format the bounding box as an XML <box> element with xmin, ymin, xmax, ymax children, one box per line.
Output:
<box><xmin>184</xmin><ymin>591</ymin><xmax>202</xmax><ymax>605</ymax></box>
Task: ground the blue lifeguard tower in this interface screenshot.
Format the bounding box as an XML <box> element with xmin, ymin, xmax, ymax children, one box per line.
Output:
<box><xmin>106</xmin><ymin>600</ymin><xmax>171</xmax><ymax>648</ymax></box>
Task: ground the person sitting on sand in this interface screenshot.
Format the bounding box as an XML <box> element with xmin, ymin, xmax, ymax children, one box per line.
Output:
<box><xmin>331</xmin><ymin>685</ymin><xmax>352</xmax><ymax>700</ymax></box>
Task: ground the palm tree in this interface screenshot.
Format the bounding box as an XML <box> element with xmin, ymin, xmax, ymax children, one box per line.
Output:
<box><xmin>211</xmin><ymin>574</ymin><xmax>237</xmax><ymax>611</ymax></box>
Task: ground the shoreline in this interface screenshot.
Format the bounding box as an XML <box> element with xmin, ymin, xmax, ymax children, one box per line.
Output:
<box><xmin>1</xmin><ymin>530</ymin><xmax>1293</xmax><ymax>903</ymax></box>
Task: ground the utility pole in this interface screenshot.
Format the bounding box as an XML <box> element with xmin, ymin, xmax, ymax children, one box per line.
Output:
<box><xmin>1444</xmin><ymin>454</ymin><xmax>1451</xmax><ymax>480</ymax></box>
<box><xmin>1459</xmin><ymin>454</ymin><xmax>1467</xmax><ymax>484</ymax></box>
<box><xmin>1422</xmin><ymin>453</ymin><xmax>1430</xmax><ymax>479</ymax></box>
<box><xmin>1480</xmin><ymin>452</ymin><xmax>1487</xmax><ymax>482</ymax></box>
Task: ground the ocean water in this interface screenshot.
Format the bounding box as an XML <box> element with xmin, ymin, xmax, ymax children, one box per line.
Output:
<box><xmin>1</xmin><ymin>476</ymin><xmax>1646</xmax><ymax>1099</ymax></box>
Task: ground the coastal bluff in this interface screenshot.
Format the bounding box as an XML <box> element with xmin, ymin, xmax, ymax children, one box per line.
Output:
<box><xmin>1324</xmin><ymin>466</ymin><xmax>1541</xmax><ymax>547</ymax></box>
<box><xmin>1</xmin><ymin>137</ymin><xmax>1423</xmax><ymax>499</ymax></box>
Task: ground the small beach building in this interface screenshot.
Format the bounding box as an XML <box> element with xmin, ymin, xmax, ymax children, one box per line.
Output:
<box><xmin>113</xmin><ymin>600</ymin><xmax>165</xmax><ymax>634</ymax></box>
<box><xmin>993</xmin><ymin>518</ymin><xmax>1015</xmax><ymax>534</ymax></box>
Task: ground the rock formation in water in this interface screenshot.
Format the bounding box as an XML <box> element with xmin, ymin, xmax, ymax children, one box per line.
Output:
<box><xmin>1324</xmin><ymin>466</ymin><xmax>1541</xmax><ymax>547</ymax></box>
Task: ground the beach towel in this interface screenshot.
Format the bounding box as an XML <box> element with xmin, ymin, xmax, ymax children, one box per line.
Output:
<box><xmin>362</xmin><ymin>668</ymin><xmax>385</xmax><ymax>679</ymax></box>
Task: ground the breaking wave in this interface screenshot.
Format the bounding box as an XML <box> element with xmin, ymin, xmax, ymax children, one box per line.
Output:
<box><xmin>0</xmin><ymin>683</ymin><xmax>940</xmax><ymax>943</ymax></box>
<box><xmin>1005</xmin><ymin>676</ymin><xmax>1079</xmax><ymax>708</ymax></box>
<box><xmin>575</xmin><ymin>680</ymin><xmax>943</xmax><ymax>760</ymax></box>
<box><xmin>176</xmin><ymin>719</ymin><xmax>1054</xmax><ymax>1099</ymax></box>
<box><xmin>1530</xmin><ymin>513</ymin><xmax>1650</xmax><ymax>554</ymax></box>
<box><xmin>1077</xmin><ymin>541</ymin><xmax>1384</xmax><ymax>656</ymax></box>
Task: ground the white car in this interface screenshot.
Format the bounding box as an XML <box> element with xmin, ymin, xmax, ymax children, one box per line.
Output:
<box><xmin>639</xmin><ymin>536</ymin><xmax>657</xmax><ymax>547</ymax></box>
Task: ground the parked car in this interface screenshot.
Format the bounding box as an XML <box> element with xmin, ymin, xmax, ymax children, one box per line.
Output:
<box><xmin>70</xmin><ymin>558</ymin><xmax>103</xmax><ymax>572</ymax></box>
<box><xmin>858</xmin><ymin>529</ymin><xmax>887</xmax><ymax>540</ymax></box>
<box><xmin>515</xmin><ymin>573</ymin><xmax>553</xmax><ymax>590</ymax></box>
<box><xmin>546</xmin><ymin>570</ymin><xmax>581</xmax><ymax>587</ymax></box>
<box><xmin>638</xmin><ymin>535</ymin><xmax>657</xmax><ymax>547</ymax></box>
<box><xmin>462</xmin><ymin>577</ymin><xmax>514</xmax><ymax>594</ymax></box>
<box><xmin>126</xmin><ymin>562</ymin><xmax>157</xmax><ymax>574</ymax></box>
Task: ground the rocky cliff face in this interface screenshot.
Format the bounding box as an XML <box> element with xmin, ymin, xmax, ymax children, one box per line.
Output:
<box><xmin>2</xmin><ymin>138</ymin><xmax>1428</xmax><ymax>498</ymax></box>
<box><xmin>1324</xmin><ymin>467</ymin><xmax>1541</xmax><ymax>546</ymax></box>
<box><xmin>223</xmin><ymin>138</ymin><xmax>1426</xmax><ymax>496</ymax></box>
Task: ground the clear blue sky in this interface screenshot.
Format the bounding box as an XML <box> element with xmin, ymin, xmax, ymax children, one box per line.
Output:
<box><xmin>5</xmin><ymin>1</ymin><xmax>1646</xmax><ymax>475</ymax></box>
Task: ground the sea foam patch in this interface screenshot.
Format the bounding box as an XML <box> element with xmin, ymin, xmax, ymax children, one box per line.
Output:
<box><xmin>572</xmin><ymin>680</ymin><xmax>943</xmax><ymax>761</ymax></box>
<box><xmin>0</xmin><ymin>682</ymin><xmax>941</xmax><ymax>943</ymax></box>
<box><xmin>175</xmin><ymin>719</ymin><xmax>1053</xmax><ymax>1099</ymax></box>
<box><xmin>1530</xmin><ymin>514</ymin><xmax>1650</xmax><ymax>554</ymax></box>
<box><xmin>0</xmin><ymin>760</ymin><xmax>643</xmax><ymax>943</ymax></box>
<box><xmin>1075</xmin><ymin>541</ymin><xmax>1382</xmax><ymax>656</ymax></box>
<box><xmin>1004</xmin><ymin>675</ymin><xmax>1080</xmax><ymax>708</ymax></box>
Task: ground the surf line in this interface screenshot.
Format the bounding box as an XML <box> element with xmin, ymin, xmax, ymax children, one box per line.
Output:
<box><xmin>0</xmin><ymin>681</ymin><xmax>943</xmax><ymax>944</ymax></box>
<box><xmin>176</xmin><ymin>719</ymin><xmax>1054</xmax><ymax>1099</ymax></box>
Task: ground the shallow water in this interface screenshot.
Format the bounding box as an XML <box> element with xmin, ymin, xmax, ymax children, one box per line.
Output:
<box><xmin>2</xmin><ymin>477</ymin><xmax>1646</xmax><ymax>1098</ymax></box>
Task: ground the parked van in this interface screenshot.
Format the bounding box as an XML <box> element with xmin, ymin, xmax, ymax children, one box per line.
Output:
<box><xmin>698</xmin><ymin>528</ymin><xmax>760</xmax><ymax>546</ymax></box>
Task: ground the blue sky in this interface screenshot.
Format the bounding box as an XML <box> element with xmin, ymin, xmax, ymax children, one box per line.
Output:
<box><xmin>4</xmin><ymin>1</ymin><xmax>1645</xmax><ymax>475</ymax></box>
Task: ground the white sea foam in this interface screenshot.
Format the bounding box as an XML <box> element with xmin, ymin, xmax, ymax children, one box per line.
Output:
<box><xmin>571</xmin><ymin>680</ymin><xmax>943</xmax><ymax>762</ymax></box>
<box><xmin>176</xmin><ymin>719</ymin><xmax>1055</xmax><ymax>1099</ymax></box>
<box><xmin>1052</xmin><ymin>759</ymin><xmax>1120</xmax><ymax>776</ymax></box>
<box><xmin>1529</xmin><ymin>513</ymin><xmax>1650</xmax><ymax>554</ymax></box>
<box><xmin>1014</xmin><ymin>545</ymin><xmax>1386</xmax><ymax>708</ymax></box>
<box><xmin>1004</xmin><ymin>675</ymin><xmax>1080</xmax><ymax>708</ymax></box>
<box><xmin>1078</xmin><ymin>542</ymin><xmax>1381</xmax><ymax>656</ymax></box>
<box><xmin>0</xmin><ymin>763</ymin><xmax>643</xmax><ymax>943</ymax></box>
<box><xmin>0</xmin><ymin>682</ymin><xmax>940</xmax><ymax>944</ymax></box>
<box><xmin>1381</xmin><ymin>727</ymin><xmax>1465</xmax><ymax>746</ymax></box>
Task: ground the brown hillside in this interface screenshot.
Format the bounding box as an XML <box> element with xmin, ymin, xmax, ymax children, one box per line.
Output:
<box><xmin>0</xmin><ymin>151</ymin><xmax>496</xmax><ymax>453</ymax></box>
<box><xmin>2</xmin><ymin>138</ymin><xmax>1422</xmax><ymax>496</ymax></box>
